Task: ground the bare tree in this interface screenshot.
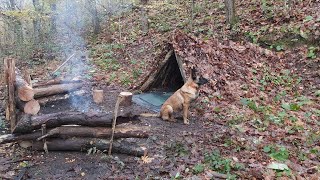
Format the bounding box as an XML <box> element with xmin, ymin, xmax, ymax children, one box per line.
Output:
<box><xmin>50</xmin><ymin>2</ymin><xmax>57</xmax><ymax>34</ymax></box>
<box><xmin>32</xmin><ymin>0</ymin><xmax>42</xmax><ymax>44</ymax></box>
<box><xmin>140</xmin><ymin>0</ymin><xmax>148</xmax><ymax>5</ymax></box>
<box><xmin>8</xmin><ymin>0</ymin><xmax>23</xmax><ymax>50</ymax></box>
<box><xmin>140</xmin><ymin>1</ymin><xmax>149</xmax><ymax>35</ymax></box>
<box><xmin>87</xmin><ymin>0</ymin><xmax>101</xmax><ymax>35</ymax></box>
<box><xmin>224</xmin><ymin>0</ymin><xmax>237</xmax><ymax>26</ymax></box>
<box><xmin>191</xmin><ymin>0</ymin><xmax>195</xmax><ymax>31</ymax></box>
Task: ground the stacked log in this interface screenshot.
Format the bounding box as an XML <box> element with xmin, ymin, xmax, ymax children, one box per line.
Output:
<box><xmin>2</xmin><ymin>58</ymin><xmax>147</xmax><ymax>156</ymax></box>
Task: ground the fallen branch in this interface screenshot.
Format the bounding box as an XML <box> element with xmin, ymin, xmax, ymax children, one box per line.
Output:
<box><xmin>13</xmin><ymin>110</ymin><xmax>139</xmax><ymax>134</ymax></box>
<box><xmin>36</xmin><ymin>126</ymin><xmax>149</xmax><ymax>140</ymax></box>
<box><xmin>210</xmin><ymin>171</ymin><xmax>228</xmax><ymax>179</ymax></box>
<box><xmin>0</xmin><ymin>126</ymin><xmax>149</xmax><ymax>144</ymax></box>
<box><xmin>21</xmin><ymin>138</ymin><xmax>146</xmax><ymax>156</ymax></box>
<box><xmin>33</xmin><ymin>77</ymin><xmax>82</xmax><ymax>88</ymax></box>
<box><xmin>37</xmin><ymin>93</ymin><xmax>70</xmax><ymax>106</ymax></box>
<box><xmin>33</xmin><ymin>83</ymin><xmax>83</xmax><ymax>98</ymax></box>
<box><xmin>51</xmin><ymin>53</ymin><xmax>76</xmax><ymax>76</ymax></box>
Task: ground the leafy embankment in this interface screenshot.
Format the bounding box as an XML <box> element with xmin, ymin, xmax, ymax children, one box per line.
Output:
<box><xmin>86</xmin><ymin>0</ymin><xmax>319</xmax><ymax>179</ymax></box>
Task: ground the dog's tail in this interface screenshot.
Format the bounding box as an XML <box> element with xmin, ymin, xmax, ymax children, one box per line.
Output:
<box><xmin>140</xmin><ymin>113</ymin><xmax>160</xmax><ymax>117</ymax></box>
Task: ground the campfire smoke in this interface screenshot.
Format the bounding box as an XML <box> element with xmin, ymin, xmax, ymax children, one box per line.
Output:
<box><xmin>54</xmin><ymin>1</ymin><xmax>90</xmax><ymax>112</ymax></box>
<box><xmin>52</xmin><ymin>1</ymin><xmax>133</xmax><ymax>112</ymax></box>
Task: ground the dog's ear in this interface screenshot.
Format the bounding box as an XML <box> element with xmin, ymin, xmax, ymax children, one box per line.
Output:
<box><xmin>198</xmin><ymin>75</ymin><xmax>208</xmax><ymax>85</ymax></box>
<box><xmin>191</xmin><ymin>67</ymin><xmax>197</xmax><ymax>80</ymax></box>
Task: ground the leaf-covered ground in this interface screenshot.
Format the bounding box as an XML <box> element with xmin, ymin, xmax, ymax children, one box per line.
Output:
<box><xmin>87</xmin><ymin>0</ymin><xmax>320</xmax><ymax>178</ymax></box>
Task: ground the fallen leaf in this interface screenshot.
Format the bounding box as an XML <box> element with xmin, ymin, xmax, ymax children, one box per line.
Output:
<box><xmin>267</xmin><ymin>162</ymin><xmax>290</xmax><ymax>171</ymax></box>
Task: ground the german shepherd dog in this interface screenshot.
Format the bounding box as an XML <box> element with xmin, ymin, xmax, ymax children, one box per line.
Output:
<box><xmin>141</xmin><ymin>67</ymin><xmax>208</xmax><ymax>124</ymax></box>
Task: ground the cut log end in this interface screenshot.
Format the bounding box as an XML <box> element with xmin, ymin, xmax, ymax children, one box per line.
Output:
<box><xmin>119</xmin><ymin>92</ymin><xmax>133</xmax><ymax>107</ymax></box>
<box><xmin>24</xmin><ymin>100</ymin><xmax>40</xmax><ymax>115</ymax></box>
<box><xmin>18</xmin><ymin>86</ymin><xmax>34</xmax><ymax>101</ymax></box>
<box><xmin>92</xmin><ymin>89</ymin><xmax>104</xmax><ymax>104</ymax></box>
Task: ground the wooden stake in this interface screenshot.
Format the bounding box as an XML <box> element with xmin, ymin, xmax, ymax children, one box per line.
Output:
<box><xmin>92</xmin><ymin>89</ymin><xmax>104</xmax><ymax>104</ymax></box>
<box><xmin>119</xmin><ymin>92</ymin><xmax>132</xmax><ymax>107</ymax></box>
<box><xmin>108</xmin><ymin>94</ymin><xmax>123</xmax><ymax>155</ymax></box>
<box><xmin>6</xmin><ymin>58</ymin><xmax>17</xmax><ymax>132</ymax></box>
<box><xmin>3</xmin><ymin>58</ymin><xmax>9</xmax><ymax>121</ymax></box>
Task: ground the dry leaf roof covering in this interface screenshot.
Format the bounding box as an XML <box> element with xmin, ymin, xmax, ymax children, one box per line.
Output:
<box><xmin>170</xmin><ymin>30</ymin><xmax>284</xmax><ymax>101</ymax></box>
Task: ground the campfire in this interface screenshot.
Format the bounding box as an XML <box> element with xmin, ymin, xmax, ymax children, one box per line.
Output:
<box><xmin>1</xmin><ymin>57</ymin><xmax>149</xmax><ymax>156</ymax></box>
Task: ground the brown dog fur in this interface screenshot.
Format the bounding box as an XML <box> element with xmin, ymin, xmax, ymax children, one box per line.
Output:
<box><xmin>141</xmin><ymin>67</ymin><xmax>208</xmax><ymax>124</ymax></box>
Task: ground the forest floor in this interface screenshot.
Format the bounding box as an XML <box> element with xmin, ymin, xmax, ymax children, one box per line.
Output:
<box><xmin>0</xmin><ymin>0</ymin><xmax>320</xmax><ymax>179</ymax></box>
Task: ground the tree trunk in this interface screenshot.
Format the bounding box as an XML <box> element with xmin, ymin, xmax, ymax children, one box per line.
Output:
<box><xmin>0</xmin><ymin>126</ymin><xmax>149</xmax><ymax>144</ymax></box>
<box><xmin>50</xmin><ymin>3</ymin><xmax>57</xmax><ymax>33</ymax></box>
<box><xmin>33</xmin><ymin>83</ymin><xmax>83</xmax><ymax>98</ymax></box>
<box><xmin>224</xmin><ymin>0</ymin><xmax>236</xmax><ymax>26</ymax></box>
<box><xmin>140</xmin><ymin>0</ymin><xmax>148</xmax><ymax>5</ymax></box>
<box><xmin>141</xmin><ymin>7</ymin><xmax>148</xmax><ymax>35</ymax></box>
<box><xmin>191</xmin><ymin>0</ymin><xmax>195</xmax><ymax>31</ymax></box>
<box><xmin>13</xmin><ymin>110</ymin><xmax>139</xmax><ymax>133</ymax></box>
<box><xmin>87</xmin><ymin>0</ymin><xmax>100</xmax><ymax>34</ymax></box>
<box><xmin>9</xmin><ymin>0</ymin><xmax>24</xmax><ymax>56</ymax></box>
<box><xmin>21</xmin><ymin>138</ymin><xmax>146</xmax><ymax>156</ymax></box>
<box><xmin>32</xmin><ymin>0</ymin><xmax>42</xmax><ymax>45</ymax></box>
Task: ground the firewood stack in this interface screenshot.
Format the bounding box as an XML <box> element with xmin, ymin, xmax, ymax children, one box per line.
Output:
<box><xmin>1</xmin><ymin>58</ymin><xmax>148</xmax><ymax>156</ymax></box>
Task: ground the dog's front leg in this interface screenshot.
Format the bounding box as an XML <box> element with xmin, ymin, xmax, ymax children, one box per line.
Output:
<box><xmin>183</xmin><ymin>103</ymin><xmax>189</xmax><ymax>125</ymax></box>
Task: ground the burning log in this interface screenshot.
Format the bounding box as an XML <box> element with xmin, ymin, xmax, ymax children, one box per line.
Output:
<box><xmin>13</xmin><ymin>110</ymin><xmax>139</xmax><ymax>134</ymax></box>
<box><xmin>33</xmin><ymin>83</ymin><xmax>83</xmax><ymax>98</ymax></box>
<box><xmin>0</xmin><ymin>126</ymin><xmax>149</xmax><ymax>144</ymax></box>
<box><xmin>16</xmin><ymin>99</ymin><xmax>40</xmax><ymax>115</ymax></box>
<box><xmin>37</xmin><ymin>94</ymin><xmax>70</xmax><ymax>106</ymax></box>
<box><xmin>15</xmin><ymin>68</ymin><xmax>34</xmax><ymax>101</ymax></box>
<box><xmin>20</xmin><ymin>138</ymin><xmax>146</xmax><ymax>156</ymax></box>
<box><xmin>92</xmin><ymin>89</ymin><xmax>104</xmax><ymax>104</ymax></box>
<box><xmin>32</xmin><ymin>77</ymin><xmax>82</xmax><ymax>88</ymax></box>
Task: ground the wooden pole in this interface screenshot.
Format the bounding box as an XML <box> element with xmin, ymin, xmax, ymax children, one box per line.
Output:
<box><xmin>5</xmin><ymin>58</ymin><xmax>17</xmax><ymax>132</ymax></box>
<box><xmin>3</xmin><ymin>58</ymin><xmax>9</xmax><ymax>121</ymax></box>
<box><xmin>92</xmin><ymin>89</ymin><xmax>104</xmax><ymax>104</ymax></box>
<box><xmin>119</xmin><ymin>92</ymin><xmax>132</xmax><ymax>107</ymax></box>
<box><xmin>108</xmin><ymin>94</ymin><xmax>123</xmax><ymax>155</ymax></box>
